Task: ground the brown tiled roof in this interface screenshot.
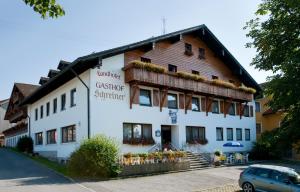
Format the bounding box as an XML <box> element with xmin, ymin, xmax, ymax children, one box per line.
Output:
<box><xmin>15</xmin><ymin>83</ymin><xmax>39</xmax><ymax>97</ymax></box>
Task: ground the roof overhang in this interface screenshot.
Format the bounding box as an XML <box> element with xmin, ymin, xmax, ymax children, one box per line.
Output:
<box><xmin>21</xmin><ymin>24</ymin><xmax>261</xmax><ymax>105</ymax></box>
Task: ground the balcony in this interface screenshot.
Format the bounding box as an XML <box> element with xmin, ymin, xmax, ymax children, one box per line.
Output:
<box><xmin>124</xmin><ymin>63</ymin><xmax>253</xmax><ymax>102</ymax></box>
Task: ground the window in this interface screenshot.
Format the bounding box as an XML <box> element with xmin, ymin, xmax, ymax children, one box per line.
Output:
<box><xmin>270</xmin><ymin>171</ymin><xmax>288</xmax><ymax>183</ymax></box>
<box><xmin>212</xmin><ymin>100</ymin><xmax>219</xmax><ymax>113</ymax></box>
<box><xmin>123</xmin><ymin>123</ymin><xmax>153</xmax><ymax>144</ymax></box>
<box><xmin>212</xmin><ymin>75</ymin><xmax>219</xmax><ymax>80</ymax></box>
<box><xmin>47</xmin><ymin>129</ymin><xmax>56</xmax><ymax>144</ymax></box>
<box><xmin>46</xmin><ymin>102</ymin><xmax>50</xmax><ymax>116</ymax></box>
<box><xmin>186</xmin><ymin>126</ymin><xmax>205</xmax><ymax>143</ymax></box>
<box><xmin>141</xmin><ymin>57</ymin><xmax>151</xmax><ymax>63</ymax></box>
<box><xmin>255</xmin><ymin>168</ymin><xmax>271</xmax><ymax>178</ymax></box>
<box><xmin>245</xmin><ymin>129</ymin><xmax>250</xmax><ymax>141</ymax></box>
<box><xmin>228</xmin><ymin>103</ymin><xmax>235</xmax><ymax>115</ymax></box>
<box><xmin>199</xmin><ymin>48</ymin><xmax>205</xmax><ymax>59</ymax></box>
<box><xmin>168</xmin><ymin>64</ymin><xmax>177</xmax><ymax>73</ymax></box>
<box><xmin>216</xmin><ymin>127</ymin><xmax>223</xmax><ymax>141</ymax></box>
<box><xmin>184</xmin><ymin>43</ymin><xmax>193</xmax><ymax>55</ymax></box>
<box><xmin>256</xmin><ymin>123</ymin><xmax>262</xmax><ymax>134</ymax></box>
<box><xmin>139</xmin><ymin>89</ymin><xmax>152</xmax><ymax>106</ymax></box>
<box><xmin>35</xmin><ymin>108</ymin><xmax>38</xmax><ymax>121</ymax></box>
<box><xmin>227</xmin><ymin>128</ymin><xmax>233</xmax><ymax>141</ymax></box>
<box><xmin>168</xmin><ymin>93</ymin><xmax>178</xmax><ymax>109</ymax></box>
<box><xmin>61</xmin><ymin>94</ymin><xmax>66</xmax><ymax>111</ymax></box>
<box><xmin>40</xmin><ymin>105</ymin><xmax>43</xmax><ymax>119</ymax></box>
<box><xmin>61</xmin><ymin>125</ymin><xmax>76</xmax><ymax>143</ymax></box>
<box><xmin>255</xmin><ymin>102</ymin><xmax>261</xmax><ymax>112</ymax></box>
<box><xmin>192</xmin><ymin>70</ymin><xmax>199</xmax><ymax>75</ymax></box>
<box><xmin>53</xmin><ymin>98</ymin><xmax>57</xmax><ymax>114</ymax></box>
<box><xmin>243</xmin><ymin>105</ymin><xmax>250</xmax><ymax>117</ymax></box>
<box><xmin>236</xmin><ymin>128</ymin><xmax>242</xmax><ymax>141</ymax></box>
<box><xmin>35</xmin><ymin>132</ymin><xmax>43</xmax><ymax>145</ymax></box>
<box><xmin>192</xmin><ymin>97</ymin><xmax>200</xmax><ymax>111</ymax></box>
<box><xmin>70</xmin><ymin>88</ymin><xmax>76</xmax><ymax>107</ymax></box>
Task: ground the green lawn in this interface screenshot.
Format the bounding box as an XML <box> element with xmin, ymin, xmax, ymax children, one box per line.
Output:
<box><xmin>9</xmin><ymin>148</ymin><xmax>69</xmax><ymax>177</ymax></box>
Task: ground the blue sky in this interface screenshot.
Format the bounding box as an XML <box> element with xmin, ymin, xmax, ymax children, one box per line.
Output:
<box><xmin>0</xmin><ymin>0</ymin><xmax>271</xmax><ymax>99</ymax></box>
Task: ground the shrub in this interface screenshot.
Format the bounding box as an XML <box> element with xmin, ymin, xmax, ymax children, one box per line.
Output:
<box><xmin>249</xmin><ymin>128</ymin><xmax>287</xmax><ymax>160</ymax></box>
<box><xmin>16</xmin><ymin>136</ymin><xmax>33</xmax><ymax>153</ymax></box>
<box><xmin>67</xmin><ymin>135</ymin><xmax>121</xmax><ymax>179</ymax></box>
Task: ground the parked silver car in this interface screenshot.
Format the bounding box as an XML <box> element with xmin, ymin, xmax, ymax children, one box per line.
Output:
<box><xmin>239</xmin><ymin>164</ymin><xmax>300</xmax><ymax>192</ymax></box>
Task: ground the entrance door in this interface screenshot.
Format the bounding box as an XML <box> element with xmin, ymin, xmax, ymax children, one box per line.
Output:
<box><xmin>161</xmin><ymin>125</ymin><xmax>172</xmax><ymax>150</ymax></box>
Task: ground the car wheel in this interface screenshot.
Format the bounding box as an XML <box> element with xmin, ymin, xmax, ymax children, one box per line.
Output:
<box><xmin>242</xmin><ymin>182</ymin><xmax>255</xmax><ymax>192</ymax></box>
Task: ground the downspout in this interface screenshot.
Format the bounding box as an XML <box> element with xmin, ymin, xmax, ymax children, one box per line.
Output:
<box><xmin>26</xmin><ymin>114</ymin><xmax>31</xmax><ymax>137</ymax></box>
<box><xmin>70</xmin><ymin>68</ymin><xmax>90</xmax><ymax>139</ymax></box>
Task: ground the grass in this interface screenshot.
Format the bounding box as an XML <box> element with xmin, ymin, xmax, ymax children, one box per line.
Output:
<box><xmin>8</xmin><ymin>147</ymin><xmax>69</xmax><ymax>177</ymax></box>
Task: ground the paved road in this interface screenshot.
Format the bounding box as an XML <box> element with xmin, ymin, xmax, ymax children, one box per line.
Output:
<box><xmin>0</xmin><ymin>148</ymin><xmax>245</xmax><ymax>192</ymax></box>
<box><xmin>0</xmin><ymin>148</ymin><xmax>92</xmax><ymax>192</ymax></box>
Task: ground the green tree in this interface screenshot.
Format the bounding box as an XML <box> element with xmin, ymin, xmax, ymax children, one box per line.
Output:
<box><xmin>23</xmin><ymin>0</ymin><xmax>65</xmax><ymax>19</ymax></box>
<box><xmin>245</xmin><ymin>0</ymin><xmax>300</xmax><ymax>152</ymax></box>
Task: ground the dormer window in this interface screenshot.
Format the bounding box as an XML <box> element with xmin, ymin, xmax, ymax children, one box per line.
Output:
<box><xmin>192</xmin><ymin>70</ymin><xmax>200</xmax><ymax>75</ymax></box>
<box><xmin>184</xmin><ymin>43</ymin><xmax>193</xmax><ymax>56</ymax></box>
<box><xmin>199</xmin><ymin>48</ymin><xmax>205</xmax><ymax>59</ymax></box>
<box><xmin>168</xmin><ymin>64</ymin><xmax>177</xmax><ymax>73</ymax></box>
<box><xmin>212</xmin><ymin>75</ymin><xmax>218</xmax><ymax>80</ymax></box>
<box><xmin>141</xmin><ymin>57</ymin><xmax>151</xmax><ymax>63</ymax></box>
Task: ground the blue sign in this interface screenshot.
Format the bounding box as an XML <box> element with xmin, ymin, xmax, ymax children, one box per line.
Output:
<box><xmin>155</xmin><ymin>130</ymin><xmax>161</xmax><ymax>137</ymax></box>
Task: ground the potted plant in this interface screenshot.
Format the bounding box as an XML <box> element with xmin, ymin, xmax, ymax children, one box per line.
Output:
<box><xmin>214</xmin><ymin>150</ymin><xmax>221</xmax><ymax>166</ymax></box>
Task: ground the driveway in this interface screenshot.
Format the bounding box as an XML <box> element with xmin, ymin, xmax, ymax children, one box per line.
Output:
<box><xmin>81</xmin><ymin>166</ymin><xmax>245</xmax><ymax>192</ymax></box>
<box><xmin>0</xmin><ymin>148</ymin><xmax>93</xmax><ymax>192</ymax></box>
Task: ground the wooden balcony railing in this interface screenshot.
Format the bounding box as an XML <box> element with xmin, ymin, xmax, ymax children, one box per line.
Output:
<box><xmin>124</xmin><ymin>66</ymin><xmax>253</xmax><ymax>102</ymax></box>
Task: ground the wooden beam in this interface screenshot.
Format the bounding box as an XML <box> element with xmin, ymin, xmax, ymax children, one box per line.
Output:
<box><xmin>160</xmin><ymin>88</ymin><xmax>168</xmax><ymax>112</ymax></box>
<box><xmin>129</xmin><ymin>84</ymin><xmax>139</xmax><ymax>109</ymax></box>
<box><xmin>206</xmin><ymin>96</ymin><xmax>213</xmax><ymax>116</ymax></box>
<box><xmin>224</xmin><ymin>99</ymin><xmax>233</xmax><ymax>118</ymax></box>
<box><xmin>185</xmin><ymin>93</ymin><xmax>193</xmax><ymax>114</ymax></box>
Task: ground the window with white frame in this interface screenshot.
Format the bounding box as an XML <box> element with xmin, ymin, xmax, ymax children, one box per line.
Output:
<box><xmin>35</xmin><ymin>132</ymin><xmax>43</xmax><ymax>145</ymax></box>
<box><xmin>70</xmin><ymin>88</ymin><xmax>76</xmax><ymax>107</ymax></box>
<box><xmin>192</xmin><ymin>97</ymin><xmax>200</xmax><ymax>112</ymax></box>
<box><xmin>236</xmin><ymin>128</ymin><xmax>242</xmax><ymax>141</ymax></box>
<box><xmin>255</xmin><ymin>102</ymin><xmax>261</xmax><ymax>112</ymax></box>
<box><xmin>245</xmin><ymin>129</ymin><xmax>251</xmax><ymax>141</ymax></box>
<box><xmin>212</xmin><ymin>100</ymin><xmax>219</xmax><ymax>113</ymax></box>
<box><xmin>47</xmin><ymin>129</ymin><xmax>56</xmax><ymax>144</ymax></box>
<box><xmin>123</xmin><ymin>123</ymin><xmax>153</xmax><ymax>144</ymax></box>
<box><xmin>139</xmin><ymin>89</ymin><xmax>152</xmax><ymax>106</ymax></box>
<box><xmin>168</xmin><ymin>93</ymin><xmax>178</xmax><ymax>109</ymax></box>
<box><xmin>61</xmin><ymin>125</ymin><xmax>76</xmax><ymax>143</ymax></box>
<box><xmin>227</xmin><ymin>128</ymin><xmax>233</xmax><ymax>141</ymax></box>
<box><xmin>216</xmin><ymin>127</ymin><xmax>223</xmax><ymax>141</ymax></box>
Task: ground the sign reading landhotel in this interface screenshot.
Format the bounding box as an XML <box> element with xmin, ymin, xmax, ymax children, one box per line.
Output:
<box><xmin>94</xmin><ymin>70</ymin><xmax>126</xmax><ymax>101</ymax></box>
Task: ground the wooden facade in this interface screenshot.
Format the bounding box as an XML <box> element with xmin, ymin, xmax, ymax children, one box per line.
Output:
<box><xmin>3</xmin><ymin>83</ymin><xmax>38</xmax><ymax>137</ymax></box>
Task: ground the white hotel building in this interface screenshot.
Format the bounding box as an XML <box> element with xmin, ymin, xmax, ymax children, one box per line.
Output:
<box><xmin>21</xmin><ymin>25</ymin><xmax>261</xmax><ymax>159</ymax></box>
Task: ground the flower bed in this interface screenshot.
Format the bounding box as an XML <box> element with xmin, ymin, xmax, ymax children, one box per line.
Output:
<box><xmin>119</xmin><ymin>151</ymin><xmax>189</xmax><ymax>176</ymax></box>
<box><xmin>120</xmin><ymin>151</ymin><xmax>187</xmax><ymax>166</ymax></box>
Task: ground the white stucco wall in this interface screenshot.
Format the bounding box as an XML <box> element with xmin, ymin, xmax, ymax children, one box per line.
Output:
<box><xmin>29</xmin><ymin>70</ymin><xmax>90</xmax><ymax>158</ymax></box>
<box><xmin>29</xmin><ymin>53</ymin><xmax>256</xmax><ymax>159</ymax></box>
<box><xmin>90</xmin><ymin>54</ymin><xmax>256</xmax><ymax>155</ymax></box>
